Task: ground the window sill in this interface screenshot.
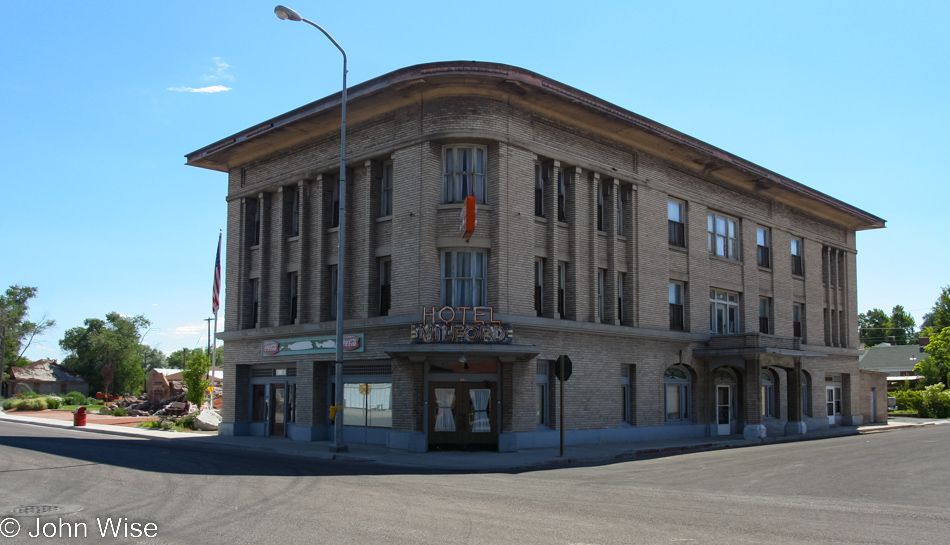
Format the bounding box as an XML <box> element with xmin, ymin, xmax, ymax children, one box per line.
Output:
<box><xmin>556</xmin><ymin>221</ymin><xmax>569</xmax><ymax>228</ymax></box>
<box><xmin>328</xmin><ymin>227</ymin><xmax>339</xmax><ymax>233</ymax></box>
<box><xmin>709</xmin><ymin>254</ymin><xmax>741</xmax><ymax>264</ymax></box>
<box><xmin>535</xmin><ymin>216</ymin><xmax>547</xmax><ymax>224</ymax></box>
<box><xmin>617</xmin><ymin>235</ymin><xmax>628</xmax><ymax>242</ymax></box>
<box><xmin>758</xmin><ymin>266</ymin><xmax>772</xmax><ymax>273</ymax></box>
<box><xmin>437</xmin><ymin>203</ymin><xmax>492</xmax><ymax>212</ymax></box>
<box><xmin>597</xmin><ymin>230</ymin><xmax>607</xmax><ymax>238</ymax></box>
<box><xmin>669</xmin><ymin>245</ymin><xmax>688</xmax><ymax>254</ymax></box>
<box><xmin>377</xmin><ymin>215</ymin><xmax>393</xmax><ymax>223</ymax></box>
<box><xmin>793</xmin><ymin>274</ymin><xmax>806</xmax><ymax>280</ymax></box>
<box><xmin>287</xmin><ymin>236</ymin><xmax>300</xmax><ymax>242</ymax></box>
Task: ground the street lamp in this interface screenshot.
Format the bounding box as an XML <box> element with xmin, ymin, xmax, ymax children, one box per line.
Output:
<box><xmin>275</xmin><ymin>4</ymin><xmax>349</xmax><ymax>453</ymax></box>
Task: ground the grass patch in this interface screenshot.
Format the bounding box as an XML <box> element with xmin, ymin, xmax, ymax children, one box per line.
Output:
<box><xmin>889</xmin><ymin>409</ymin><xmax>920</xmax><ymax>415</ymax></box>
<box><xmin>135</xmin><ymin>418</ymin><xmax>193</xmax><ymax>432</ymax></box>
<box><xmin>57</xmin><ymin>404</ymin><xmax>108</xmax><ymax>412</ymax></box>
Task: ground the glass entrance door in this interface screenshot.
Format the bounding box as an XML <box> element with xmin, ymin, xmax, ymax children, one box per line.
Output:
<box><xmin>717</xmin><ymin>385</ymin><xmax>732</xmax><ymax>435</ymax></box>
<box><xmin>428</xmin><ymin>382</ymin><xmax>498</xmax><ymax>451</ymax></box>
<box><xmin>270</xmin><ymin>383</ymin><xmax>286</xmax><ymax>437</ymax></box>
<box><xmin>826</xmin><ymin>385</ymin><xmax>841</xmax><ymax>426</ymax></box>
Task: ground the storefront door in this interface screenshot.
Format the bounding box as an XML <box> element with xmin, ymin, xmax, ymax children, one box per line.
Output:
<box><xmin>270</xmin><ymin>383</ymin><xmax>286</xmax><ymax>437</ymax></box>
<box><xmin>826</xmin><ymin>385</ymin><xmax>842</xmax><ymax>426</ymax></box>
<box><xmin>428</xmin><ymin>382</ymin><xmax>497</xmax><ymax>451</ymax></box>
<box><xmin>716</xmin><ymin>385</ymin><xmax>733</xmax><ymax>435</ymax></box>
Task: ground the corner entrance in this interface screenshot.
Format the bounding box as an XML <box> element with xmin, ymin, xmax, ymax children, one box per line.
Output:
<box><xmin>428</xmin><ymin>382</ymin><xmax>498</xmax><ymax>451</ymax></box>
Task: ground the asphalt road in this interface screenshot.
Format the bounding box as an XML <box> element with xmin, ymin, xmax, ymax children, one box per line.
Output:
<box><xmin>0</xmin><ymin>421</ymin><xmax>947</xmax><ymax>544</ymax></box>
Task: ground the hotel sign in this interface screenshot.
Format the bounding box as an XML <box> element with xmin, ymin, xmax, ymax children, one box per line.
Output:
<box><xmin>262</xmin><ymin>334</ymin><xmax>364</xmax><ymax>357</ymax></box>
<box><xmin>411</xmin><ymin>306</ymin><xmax>513</xmax><ymax>344</ymax></box>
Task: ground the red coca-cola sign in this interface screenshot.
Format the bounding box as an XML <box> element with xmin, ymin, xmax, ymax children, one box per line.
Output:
<box><xmin>262</xmin><ymin>341</ymin><xmax>281</xmax><ymax>355</ymax></box>
<box><xmin>343</xmin><ymin>336</ymin><xmax>361</xmax><ymax>351</ymax></box>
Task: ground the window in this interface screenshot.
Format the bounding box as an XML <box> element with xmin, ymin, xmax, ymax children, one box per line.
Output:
<box><xmin>710</xmin><ymin>289</ymin><xmax>739</xmax><ymax>334</ymax></box>
<box><xmin>668</xmin><ymin>200</ymin><xmax>685</xmax><ymax>247</ymax></box>
<box><xmin>669</xmin><ymin>282</ymin><xmax>684</xmax><ymax>331</ymax></box>
<box><xmin>597</xmin><ymin>269</ymin><xmax>606</xmax><ymax>322</ymax></box>
<box><xmin>597</xmin><ymin>181</ymin><xmax>607</xmax><ymax>231</ymax></box>
<box><xmin>379</xmin><ymin>258</ymin><xmax>391</xmax><ymax>316</ymax></box>
<box><xmin>761</xmin><ymin>369</ymin><xmax>775</xmax><ymax>418</ymax></box>
<box><xmin>534</xmin><ymin>259</ymin><xmax>544</xmax><ymax>317</ymax></box>
<box><xmin>250</xmin><ymin>278</ymin><xmax>260</xmax><ymax>328</ymax></box>
<box><xmin>251</xmin><ymin>384</ymin><xmax>266</xmax><ymax>422</ymax></box>
<box><xmin>708</xmin><ymin>213</ymin><xmax>739</xmax><ymax>259</ymax></box>
<box><xmin>328</xmin><ymin>265</ymin><xmax>338</xmax><ymax>320</ymax></box>
<box><xmin>443</xmin><ymin>146</ymin><xmax>485</xmax><ymax>204</ymax></box>
<box><xmin>330</xmin><ymin>177</ymin><xmax>340</xmax><ymax>228</ymax></box>
<box><xmin>617</xmin><ymin>272</ymin><xmax>625</xmax><ymax>324</ymax></box>
<box><xmin>283</xmin><ymin>186</ymin><xmax>300</xmax><ymax>237</ymax></box>
<box><xmin>557</xmin><ymin>262</ymin><xmax>566</xmax><ymax>317</ymax></box>
<box><xmin>343</xmin><ymin>382</ymin><xmax>393</xmax><ymax>428</ymax></box>
<box><xmin>536</xmin><ymin>361</ymin><xmax>549</xmax><ymax>427</ymax></box>
<box><xmin>246</xmin><ymin>198</ymin><xmax>261</xmax><ymax>246</ymax></box>
<box><xmin>664</xmin><ymin>366</ymin><xmax>691</xmax><ymax>422</ymax></box>
<box><xmin>534</xmin><ymin>164</ymin><xmax>545</xmax><ymax>218</ymax></box>
<box><xmin>289</xmin><ymin>272</ymin><xmax>298</xmax><ymax>324</ymax></box>
<box><xmin>380</xmin><ymin>161</ymin><xmax>393</xmax><ymax>217</ymax></box>
<box><xmin>793</xmin><ymin>303</ymin><xmax>803</xmax><ymax>338</ymax></box>
<box><xmin>617</xmin><ymin>188</ymin><xmax>625</xmax><ymax>236</ymax></box>
<box><xmin>759</xmin><ymin>297</ymin><xmax>771</xmax><ymax>334</ymax></box>
<box><xmin>791</xmin><ymin>238</ymin><xmax>804</xmax><ymax>276</ymax></box>
<box><xmin>621</xmin><ymin>365</ymin><xmax>632</xmax><ymax>424</ymax></box>
<box><xmin>557</xmin><ymin>170</ymin><xmax>566</xmax><ymax>222</ymax></box>
<box><xmin>441</xmin><ymin>250</ymin><xmax>486</xmax><ymax>307</ymax></box>
<box><xmin>756</xmin><ymin>227</ymin><xmax>770</xmax><ymax>268</ymax></box>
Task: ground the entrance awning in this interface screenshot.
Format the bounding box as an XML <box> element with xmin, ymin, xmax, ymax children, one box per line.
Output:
<box><xmin>384</xmin><ymin>344</ymin><xmax>540</xmax><ymax>363</ymax></box>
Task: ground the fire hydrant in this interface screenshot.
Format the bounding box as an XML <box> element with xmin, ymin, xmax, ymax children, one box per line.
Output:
<box><xmin>73</xmin><ymin>406</ymin><xmax>86</xmax><ymax>427</ymax></box>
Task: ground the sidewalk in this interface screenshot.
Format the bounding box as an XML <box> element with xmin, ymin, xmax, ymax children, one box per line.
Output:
<box><xmin>0</xmin><ymin>409</ymin><xmax>941</xmax><ymax>472</ymax></box>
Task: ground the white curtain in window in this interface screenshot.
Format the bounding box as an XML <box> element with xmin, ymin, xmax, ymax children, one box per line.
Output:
<box><xmin>470</xmin><ymin>389</ymin><xmax>491</xmax><ymax>433</ymax></box>
<box><xmin>434</xmin><ymin>388</ymin><xmax>456</xmax><ymax>432</ymax></box>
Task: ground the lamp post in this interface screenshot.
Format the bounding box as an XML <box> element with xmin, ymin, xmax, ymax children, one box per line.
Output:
<box><xmin>275</xmin><ymin>4</ymin><xmax>348</xmax><ymax>453</ymax></box>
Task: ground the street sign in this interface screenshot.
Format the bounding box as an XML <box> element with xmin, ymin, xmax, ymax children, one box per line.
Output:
<box><xmin>554</xmin><ymin>355</ymin><xmax>573</xmax><ymax>381</ymax></box>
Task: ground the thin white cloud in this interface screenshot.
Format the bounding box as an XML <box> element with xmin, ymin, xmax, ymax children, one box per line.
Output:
<box><xmin>168</xmin><ymin>85</ymin><xmax>231</xmax><ymax>93</ymax></box>
<box><xmin>172</xmin><ymin>324</ymin><xmax>206</xmax><ymax>338</ymax></box>
<box><xmin>203</xmin><ymin>57</ymin><xmax>235</xmax><ymax>82</ymax></box>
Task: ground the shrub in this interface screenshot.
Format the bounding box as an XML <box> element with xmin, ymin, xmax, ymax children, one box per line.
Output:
<box><xmin>892</xmin><ymin>389</ymin><xmax>924</xmax><ymax>412</ymax></box>
<box><xmin>180</xmin><ymin>412</ymin><xmax>198</xmax><ymax>430</ymax></box>
<box><xmin>64</xmin><ymin>392</ymin><xmax>87</xmax><ymax>406</ymax></box>
<box><xmin>98</xmin><ymin>406</ymin><xmax>112</xmax><ymax>415</ymax></box>
<box><xmin>919</xmin><ymin>383</ymin><xmax>950</xmax><ymax>419</ymax></box>
<box><xmin>159</xmin><ymin>418</ymin><xmax>176</xmax><ymax>430</ymax></box>
<box><xmin>14</xmin><ymin>390</ymin><xmax>41</xmax><ymax>399</ymax></box>
<box><xmin>44</xmin><ymin>397</ymin><xmax>61</xmax><ymax>410</ymax></box>
<box><xmin>112</xmin><ymin>407</ymin><xmax>128</xmax><ymax>417</ymax></box>
<box><xmin>2</xmin><ymin>399</ymin><xmax>15</xmax><ymax>411</ymax></box>
<box><xmin>18</xmin><ymin>398</ymin><xmax>48</xmax><ymax>411</ymax></box>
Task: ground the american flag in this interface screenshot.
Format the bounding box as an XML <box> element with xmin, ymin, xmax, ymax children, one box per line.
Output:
<box><xmin>212</xmin><ymin>231</ymin><xmax>222</xmax><ymax>316</ymax></box>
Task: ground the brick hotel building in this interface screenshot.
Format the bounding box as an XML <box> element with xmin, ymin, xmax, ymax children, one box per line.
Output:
<box><xmin>186</xmin><ymin>62</ymin><xmax>887</xmax><ymax>452</ymax></box>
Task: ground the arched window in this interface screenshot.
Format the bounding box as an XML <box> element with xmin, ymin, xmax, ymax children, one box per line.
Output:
<box><xmin>713</xmin><ymin>369</ymin><xmax>736</xmax><ymax>383</ymax></box>
<box><xmin>761</xmin><ymin>369</ymin><xmax>776</xmax><ymax>418</ymax></box>
<box><xmin>664</xmin><ymin>365</ymin><xmax>691</xmax><ymax>422</ymax></box>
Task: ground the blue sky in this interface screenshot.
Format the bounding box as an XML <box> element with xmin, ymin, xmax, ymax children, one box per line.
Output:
<box><xmin>2</xmin><ymin>1</ymin><xmax>947</xmax><ymax>360</ymax></box>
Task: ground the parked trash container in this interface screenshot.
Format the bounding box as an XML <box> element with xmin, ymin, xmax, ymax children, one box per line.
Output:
<box><xmin>73</xmin><ymin>406</ymin><xmax>86</xmax><ymax>426</ymax></box>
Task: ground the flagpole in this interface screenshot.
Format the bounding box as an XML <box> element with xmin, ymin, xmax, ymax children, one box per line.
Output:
<box><xmin>210</xmin><ymin>229</ymin><xmax>222</xmax><ymax>412</ymax></box>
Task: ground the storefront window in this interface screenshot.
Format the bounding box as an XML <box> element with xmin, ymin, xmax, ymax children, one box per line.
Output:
<box><xmin>343</xmin><ymin>382</ymin><xmax>393</xmax><ymax>428</ymax></box>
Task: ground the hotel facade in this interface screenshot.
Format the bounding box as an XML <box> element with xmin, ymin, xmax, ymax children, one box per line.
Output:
<box><xmin>187</xmin><ymin>62</ymin><xmax>886</xmax><ymax>452</ymax></box>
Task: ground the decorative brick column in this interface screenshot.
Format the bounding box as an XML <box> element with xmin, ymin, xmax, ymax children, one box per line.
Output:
<box><xmin>785</xmin><ymin>357</ymin><xmax>807</xmax><ymax>435</ymax></box>
<box><xmin>743</xmin><ymin>356</ymin><xmax>766</xmax><ymax>439</ymax></box>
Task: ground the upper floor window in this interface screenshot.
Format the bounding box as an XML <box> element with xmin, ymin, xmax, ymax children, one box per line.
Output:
<box><xmin>534</xmin><ymin>164</ymin><xmax>545</xmax><ymax>218</ymax></box>
<box><xmin>380</xmin><ymin>162</ymin><xmax>393</xmax><ymax>218</ymax></box>
<box><xmin>441</xmin><ymin>250</ymin><xmax>486</xmax><ymax>307</ymax></box>
<box><xmin>791</xmin><ymin>237</ymin><xmax>804</xmax><ymax>276</ymax></box>
<box><xmin>556</xmin><ymin>170</ymin><xmax>566</xmax><ymax>222</ymax></box>
<box><xmin>330</xmin><ymin>177</ymin><xmax>340</xmax><ymax>228</ymax></box>
<box><xmin>617</xmin><ymin>272</ymin><xmax>625</xmax><ymax>323</ymax></box>
<box><xmin>756</xmin><ymin>227</ymin><xmax>770</xmax><ymax>268</ymax></box>
<box><xmin>247</xmin><ymin>198</ymin><xmax>261</xmax><ymax>246</ymax></box>
<box><xmin>617</xmin><ymin>188</ymin><xmax>626</xmax><ymax>236</ymax></box>
<box><xmin>710</xmin><ymin>289</ymin><xmax>739</xmax><ymax>334</ymax></box>
<box><xmin>289</xmin><ymin>272</ymin><xmax>299</xmax><ymax>324</ymax></box>
<box><xmin>534</xmin><ymin>259</ymin><xmax>544</xmax><ymax>317</ymax></box>
<box><xmin>793</xmin><ymin>303</ymin><xmax>803</xmax><ymax>338</ymax></box>
<box><xmin>443</xmin><ymin>146</ymin><xmax>485</xmax><ymax>204</ymax></box>
<box><xmin>282</xmin><ymin>187</ymin><xmax>299</xmax><ymax>237</ymax></box>
<box><xmin>379</xmin><ymin>258</ymin><xmax>392</xmax><ymax>316</ymax></box>
<box><xmin>249</xmin><ymin>278</ymin><xmax>260</xmax><ymax>328</ymax></box>
<box><xmin>328</xmin><ymin>265</ymin><xmax>338</xmax><ymax>320</ymax></box>
<box><xmin>669</xmin><ymin>282</ymin><xmax>684</xmax><ymax>331</ymax></box>
<box><xmin>597</xmin><ymin>181</ymin><xmax>607</xmax><ymax>232</ymax></box>
<box><xmin>759</xmin><ymin>297</ymin><xmax>771</xmax><ymax>334</ymax></box>
<box><xmin>557</xmin><ymin>262</ymin><xmax>566</xmax><ymax>317</ymax></box>
<box><xmin>597</xmin><ymin>269</ymin><xmax>606</xmax><ymax>321</ymax></box>
<box><xmin>668</xmin><ymin>199</ymin><xmax>685</xmax><ymax>247</ymax></box>
<box><xmin>708</xmin><ymin>213</ymin><xmax>739</xmax><ymax>260</ymax></box>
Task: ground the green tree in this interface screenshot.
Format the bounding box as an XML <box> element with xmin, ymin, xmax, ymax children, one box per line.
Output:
<box><xmin>165</xmin><ymin>349</ymin><xmax>189</xmax><ymax>369</ymax></box>
<box><xmin>59</xmin><ymin>313</ymin><xmax>150</xmax><ymax>395</ymax></box>
<box><xmin>915</xmin><ymin>326</ymin><xmax>950</xmax><ymax>387</ymax></box>
<box><xmin>922</xmin><ymin>286</ymin><xmax>950</xmax><ymax>334</ymax></box>
<box><xmin>139</xmin><ymin>345</ymin><xmax>166</xmax><ymax>371</ymax></box>
<box><xmin>859</xmin><ymin>308</ymin><xmax>890</xmax><ymax>347</ymax></box>
<box><xmin>0</xmin><ymin>285</ymin><xmax>55</xmax><ymax>382</ymax></box>
<box><xmin>888</xmin><ymin>305</ymin><xmax>918</xmax><ymax>346</ymax></box>
<box><xmin>181</xmin><ymin>350</ymin><xmax>211</xmax><ymax>407</ymax></box>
